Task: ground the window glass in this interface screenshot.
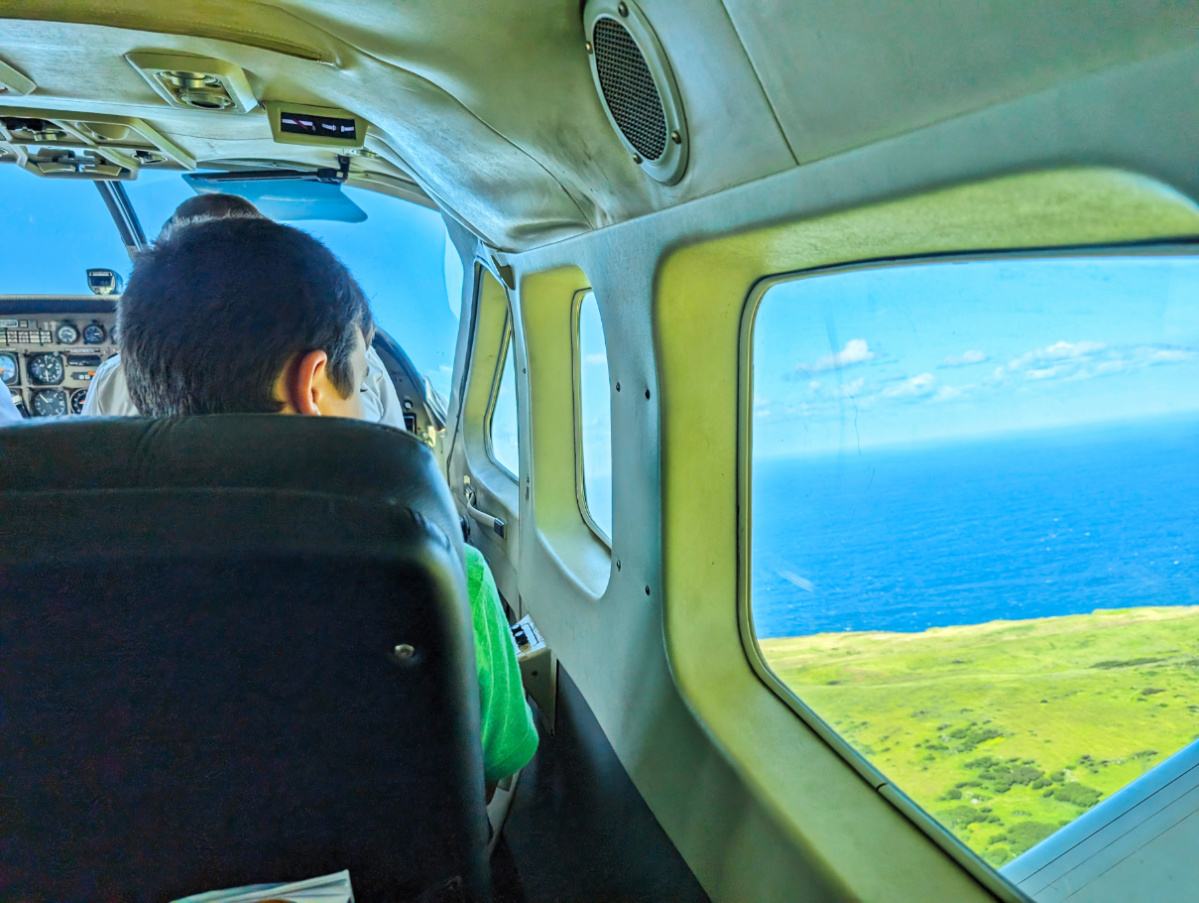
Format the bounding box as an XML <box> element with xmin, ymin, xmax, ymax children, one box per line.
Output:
<box><xmin>125</xmin><ymin>172</ymin><xmax>456</xmax><ymax>398</ymax></box>
<box><xmin>489</xmin><ymin>329</ymin><xmax>519</xmax><ymax>478</ymax></box>
<box><xmin>0</xmin><ymin>163</ymin><xmax>129</xmax><ymax>294</ymax></box>
<box><xmin>578</xmin><ymin>291</ymin><xmax>613</xmax><ymax>540</ymax></box>
<box><xmin>750</xmin><ymin>255</ymin><xmax>1199</xmax><ymax>872</ymax></box>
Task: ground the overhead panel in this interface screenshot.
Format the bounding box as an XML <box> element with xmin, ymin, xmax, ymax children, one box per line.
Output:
<box><xmin>0</xmin><ymin>107</ymin><xmax>194</xmax><ymax>178</ymax></box>
<box><xmin>721</xmin><ymin>0</ymin><xmax>1199</xmax><ymax>165</ymax></box>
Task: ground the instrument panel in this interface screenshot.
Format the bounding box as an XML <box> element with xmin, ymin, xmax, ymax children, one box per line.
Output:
<box><xmin>0</xmin><ymin>297</ymin><xmax>117</xmax><ymax>418</ymax></box>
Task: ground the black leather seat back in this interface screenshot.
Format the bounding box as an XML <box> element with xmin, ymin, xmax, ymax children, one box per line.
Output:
<box><xmin>0</xmin><ymin>416</ymin><xmax>489</xmax><ymax>903</ymax></box>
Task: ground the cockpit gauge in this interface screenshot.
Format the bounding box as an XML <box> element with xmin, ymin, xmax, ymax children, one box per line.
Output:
<box><xmin>69</xmin><ymin>387</ymin><xmax>88</xmax><ymax>415</ymax></box>
<box><xmin>31</xmin><ymin>388</ymin><xmax>67</xmax><ymax>417</ymax></box>
<box><xmin>82</xmin><ymin>322</ymin><xmax>106</xmax><ymax>345</ymax></box>
<box><xmin>55</xmin><ymin>322</ymin><xmax>79</xmax><ymax>344</ymax></box>
<box><xmin>27</xmin><ymin>352</ymin><xmax>64</xmax><ymax>385</ymax></box>
<box><xmin>0</xmin><ymin>352</ymin><xmax>17</xmax><ymax>385</ymax></box>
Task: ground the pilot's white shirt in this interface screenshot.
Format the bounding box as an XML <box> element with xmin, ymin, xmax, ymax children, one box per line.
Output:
<box><xmin>0</xmin><ymin>388</ymin><xmax>20</xmax><ymax>423</ymax></box>
<box><xmin>82</xmin><ymin>347</ymin><xmax>407</xmax><ymax>428</ymax></box>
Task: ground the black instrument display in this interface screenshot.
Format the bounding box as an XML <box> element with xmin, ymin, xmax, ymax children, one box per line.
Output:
<box><xmin>0</xmin><ymin>304</ymin><xmax>118</xmax><ymax>417</ymax></box>
<box><xmin>31</xmin><ymin>388</ymin><xmax>68</xmax><ymax>416</ymax></box>
<box><xmin>28</xmin><ymin>352</ymin><xmax>64</xmax><ymax>385</ymax></box>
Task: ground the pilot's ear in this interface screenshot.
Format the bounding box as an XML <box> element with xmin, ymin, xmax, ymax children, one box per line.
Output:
<box><xmin>286</xmin><ymin>349</ymin><xmax>329</xmax><ymax>416</ymax></box>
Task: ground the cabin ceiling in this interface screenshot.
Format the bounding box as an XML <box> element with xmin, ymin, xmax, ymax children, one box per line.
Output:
<box><xmin>0</xmin><ymin>1</ymin><xmax>1196</xmax><ymax>252</ymax></box>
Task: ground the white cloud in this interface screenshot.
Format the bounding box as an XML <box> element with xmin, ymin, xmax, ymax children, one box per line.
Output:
<box><xmin>794</xmin><ymin>339</ymin><xmax>875</xmax><ymax>374</ymax></box>
<box><xmin>1145</xmin><ymin>348</ymin><xmax>1194</xmax><ymax>364</ymax></box>
<box><xmin>1003</xmin><ymin>342</ymin><xmax>1198</xmax><ymax>383</ymax></box>
<box><xmin>882</xmin><ymin>373</ymin><xmax>936</xmax><ymax>398</ymax></box>
<box><xmin>833</xmin><ymin>377</ymin><xmax>865</xmax><ymax>397</ymax></box>
<box><xmin>1007</xmin><ymin>340</ymin><xmax>1105</xmax><ymax>372</ymax></box>
<box><xmin>941</xmin><ymin>350</ymin><xmax>988</xmax><ymax>368</ymax></box>
<box><xmin>933</xmin><ymin>385</ymin><xmax>967</xmax><ymax>402</ymax></box>
<box><xmin>1026</xmin><ymin>365</ymin><xmax>1069</xmax><ymax>381</ymax></box>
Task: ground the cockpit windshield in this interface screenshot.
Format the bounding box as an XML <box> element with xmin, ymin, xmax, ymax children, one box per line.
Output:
<box><xmin>0</xmin><ymin>164</ymin><xmax>129</xmax><ymax>295</ymax></box>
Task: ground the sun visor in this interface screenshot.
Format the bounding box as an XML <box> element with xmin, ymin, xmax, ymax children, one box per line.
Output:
<box><xmin>183</xmin><ymin>174</ymin><xmax>367</xmax><ymax>223</ymax></box>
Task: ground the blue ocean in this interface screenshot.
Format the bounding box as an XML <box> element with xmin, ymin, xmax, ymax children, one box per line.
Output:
<box><xmin>751</xmin><ymin>415</ymin><xmax>1199</xmax><ymax>639</ymax></box>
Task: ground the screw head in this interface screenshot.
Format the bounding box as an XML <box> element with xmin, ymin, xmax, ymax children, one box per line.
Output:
<box><xmin>671</xmin><ymin>130</ymin><xmax>682</xmax><ymax>144</ymax></box>
<box><xmin>644</xmin><ymin>585</ymin><xmax>651</xmax><ymax>596</ymax></box>
<box><xmin>585</xmin><ymin>41</ymin><xmax>593</xmax><ymax>53</ymax></box>
<box><xmin>615</xmin><ymin>382</ymin><xmax>621</xmax><ymax>391</ymax></box>
<box><xmin>618</xmin><ymin>1</ymin><xmax>629</xmax><ymax>15</ymax></box>
<box><xmin>645</xmin><ymin>389</ymin><xmax>651</xmax><ymax>399</ymax></box>
<box><xmin>616</xmin><ymin>559</ymin><xmax>622</xmax><ymax>571</ymax></box>
<box><xmin>632</xmin><ymin>153</ymin><xmax>642</xmax><ymax>165</ymax></box>
<box><xmin>393</xmin><ymin>643</ymin><xmax>415</xmax><ymax>659</ymax></box>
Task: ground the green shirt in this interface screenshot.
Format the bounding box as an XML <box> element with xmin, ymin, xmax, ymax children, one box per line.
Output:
<box><xmin>464</xmin><ymin>544</ymin><xmax>539</xmax><ymax>784</ymax></box>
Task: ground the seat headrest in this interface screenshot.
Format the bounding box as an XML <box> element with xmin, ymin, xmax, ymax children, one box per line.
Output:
<box><xmin>0</xmin><ymin>415</ymin><xmax>463</xmax><ymax>566</ymax></box>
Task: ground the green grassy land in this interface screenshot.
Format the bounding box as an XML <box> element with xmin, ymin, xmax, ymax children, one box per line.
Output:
<box><xmin>760</xmin><ymin>606</ymin><xmax>1199</xmax><ymax>866</ymax></box>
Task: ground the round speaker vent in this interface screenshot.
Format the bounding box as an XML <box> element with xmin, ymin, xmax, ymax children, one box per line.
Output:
<box><xmin>585</xmin><ymin>0</ymin><xmax>688</xmax><ymax>185</ymax></box>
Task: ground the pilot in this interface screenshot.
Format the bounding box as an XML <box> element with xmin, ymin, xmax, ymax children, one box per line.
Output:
<box><xmin>116</xmin><ymin>214</ymin><xmax>538</xmax><ymax>790</ymax></box>
<box><xmin>82</xmin><ymin>194</ymin><xmax>407</xmax><ymax>430</ymax></box>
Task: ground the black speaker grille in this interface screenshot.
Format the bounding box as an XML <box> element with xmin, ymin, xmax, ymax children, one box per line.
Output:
<box><xmin>593</xmin><ymin>17</ymin><xmax>667</xmax><ymax>162</ymax></box>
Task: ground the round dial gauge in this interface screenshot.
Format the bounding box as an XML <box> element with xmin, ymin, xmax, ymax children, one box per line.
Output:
<box><xmin>0</xmin><ymin>352</ymin><xmax>17</xmax><ymax>385</ymax></box>
<box><xmin>70</xmin><ymin>387</ymin><xmax>88</xmax><ymax>415</ymax></box>
<box><xmin>32</xmin><ymin>388</ymin><xmax>68</xmax><ymax>417</ymax></box>
<box><xmin>27</xmin><ymin>352</ymin><xmax>64</xmax><ymax>385</ymax></box>
<box><xmin>55</xmin><ymin>322</ymin><xmax>79</xmax><ymax>344</ymax></box>
<box><xmin>82</xmin><ymin>322</ymin><xmax>106</xmax><ymax>345</ymax></box>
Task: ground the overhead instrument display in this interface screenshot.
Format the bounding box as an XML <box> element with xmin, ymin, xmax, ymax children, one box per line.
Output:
<box><xmin>265</xmin><ymin>101</ymin><xmax>366</xmax><ymax>149</ymax></box>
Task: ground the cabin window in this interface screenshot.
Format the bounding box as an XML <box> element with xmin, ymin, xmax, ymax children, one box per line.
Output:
<box><xmin>575</xmin><ymin>290</ymin><xmax>613</xmax><ymax>542</ymax></box>
<box><xmin>747</xmin><ymin>252</ymin><xmax>1199</xmax><ymax>872</ymax></box>
<box><xmin>488</xmin><ymin>317</ymin><xmax>519</xmax><ymax>478</ymax></box>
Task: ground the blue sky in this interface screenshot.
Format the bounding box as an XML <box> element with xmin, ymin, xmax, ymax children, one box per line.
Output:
<box><xmin>753</xmin><ymin>256</ymin><xmax>1199</xmax><ymax>459</ymax></box>
<box><xmin>1</xmin><ymin>164</ymin><xmax>459</xmax><ymax>398</ymax></box>
<box><xmin>578</xmin><ymin>291</ymin><xmax>612</xmax><ymax>537</ymax></box>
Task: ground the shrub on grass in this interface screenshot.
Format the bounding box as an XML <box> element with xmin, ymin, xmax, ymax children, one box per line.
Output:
<box><xmin>1049</xmin><ymin>783</ymin><xmax>1102</xmax><ymax>808</ymax></box>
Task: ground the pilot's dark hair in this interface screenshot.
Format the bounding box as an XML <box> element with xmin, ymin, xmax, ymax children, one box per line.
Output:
<box><xmin>158</xmin><ymin>193</ymin><xmax>262</xmax><ymax>240</ymax></box>
<box><xmin>119</xmin><ymin>216</ymin><xmax>374</xmax><ymax>416</ymax></box>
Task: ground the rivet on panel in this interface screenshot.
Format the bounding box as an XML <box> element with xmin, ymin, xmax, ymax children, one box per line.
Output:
<box><xmin>616</xmin><ymin>559</ymin><xmax>622</xmax><ymax>571</ymax></box>
<box><xmin>644</xmin><ymin>585</ymin><xmax>651</xmax><ymax>596</ymax></box>
<box><xmin>615</xmin><ymin>382</ymin><xmax>621</xmax><ymax>392</ymax></box>
<box><xmin>645</xmin><ymin>389</ymin><xmax>651</xmax><ymax>400</ymax></box>
<box><xmin>632</xmin><ymin>153</ymin><xmax>642</xmax><ymax>165</ymax></box>
<box><xmin>671</xmin><ymin>130</ymin><xmax>682</xmax><ymax>145</ymax></box>
<box><xmin>585</xmin><ymin>41</ymin><xmax>594</xmax><ymax>53</ymax></box>
<box><xmin>618</xmin><ymin>1</ymin><xmax>629</xmax><ymax>15</ymax></box>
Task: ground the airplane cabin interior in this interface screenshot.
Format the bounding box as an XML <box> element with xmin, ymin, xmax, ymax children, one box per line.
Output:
<box><xmin>2</xmin><ymin>2</ymin><xmax>1199</xmax><ymax>901</ymax></box>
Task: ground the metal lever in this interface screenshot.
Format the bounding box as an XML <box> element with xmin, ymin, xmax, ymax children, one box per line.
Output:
<box><xmin>465</xmin><ymin>485</ymin><xmax>506</xmax><ymax>539</ymax></box>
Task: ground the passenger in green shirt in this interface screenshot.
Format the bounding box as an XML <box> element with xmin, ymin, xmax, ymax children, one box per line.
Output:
<box><xmin>464</xmin><ymin>544</ymin><xmax>539</xmax><ymax>787</ymax></box>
